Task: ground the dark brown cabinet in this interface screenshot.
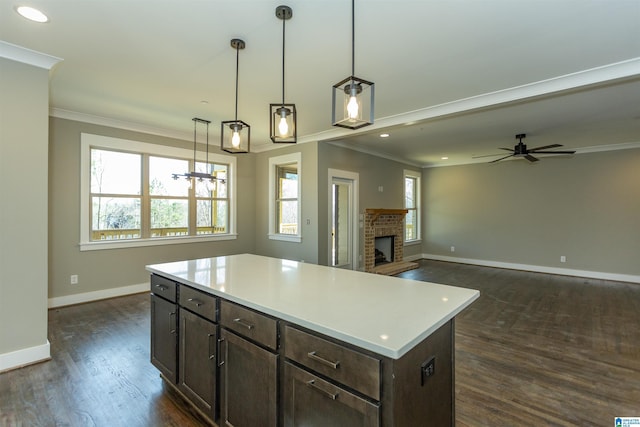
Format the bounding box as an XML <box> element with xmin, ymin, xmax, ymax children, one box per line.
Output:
<box><xmin>283</xmin><ymin>362</ymin><xmax>379</xmax><ymax>427</ymax></box>
<box><xmin>219</xmin><ymin>326</ymin><xmax>278</xmax><ymax>427</ymax></box>
<box><xmin>179</xmin><ymin>307</ymin><xmax>218</xmax><ymax>420</ymax></box>
<box><xmin>150</xmin><ymin>275</ymin><xmax>178</xmax><ymax>384</ymax></box>
<box><xmin>149</xmin><ymin>274</ymin><xmax>456</xmax><ymax>426</ymax></box>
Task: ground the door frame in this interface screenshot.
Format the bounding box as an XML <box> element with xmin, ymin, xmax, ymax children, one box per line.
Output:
<box><xmin>327</xmin><ymin>169</ymin><xmax>359</xmax><ymax>270</ymax></box>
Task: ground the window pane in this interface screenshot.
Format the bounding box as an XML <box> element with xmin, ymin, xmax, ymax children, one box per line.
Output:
<box><xmin>91</xmin><ymin>149</ymin><xmax>141</xmax><ymax>195</ymax></box>
<box><xmin>405</xmin><ymin>177</ymin><xmax>415</xmax><ymax>208</ymax></box>
<box><xmin>278</xmin><ymin>200</ymin><xmax>298</xmax><ymax>234</ymax></box>
<box><xmin>150</xmin><ymin>199</ymin><xmax>188</xmax><ymax>236</ymax></box>
<box><xmin>405</xmin><ymin>209</ymin><xmax>416</xmax><ymax>240</ymax></box>
<box><xmin>91</xmin><ymin>196</ymin><xmax>140</xmax><ymax>240</ymax></box>
<box><xmin>150</xmin><ymin>156</ymin><xmax>189</xmax><ymax>197</ymax></box>
<box><xmin>278</xmin><ymin>165</ymin><xmax>298</xmax><ymax>199</ymax></box>
<box><xmin>194</xmin><ymin>162</ymin><xmax>228</xmax><ymax>198</ymax></box>
<box><xmin>197</xmin><ymin>200</ymin><xmax>228</xmax><ymax>234</ymax></box>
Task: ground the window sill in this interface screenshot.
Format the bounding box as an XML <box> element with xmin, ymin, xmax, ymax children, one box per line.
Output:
<box><xmin>80</xmin><ymin>234</ymin><xmax>238</xmax><ymax>251</ymax></box>
<box><xmin>268</xmin><ymin>233</ymin><xmax>302</xmax><ymax>243</ymax></box>
<box><xmin>404</xmin><ymin>239</ymin><xmax>422</xmax><ymax>246</ymax></box>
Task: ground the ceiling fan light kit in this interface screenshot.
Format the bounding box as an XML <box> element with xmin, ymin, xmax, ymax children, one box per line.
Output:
<box><xmin>475</xmin><ymin>133</ymin><xmax>577</xmax><ymax>163</ymax></box>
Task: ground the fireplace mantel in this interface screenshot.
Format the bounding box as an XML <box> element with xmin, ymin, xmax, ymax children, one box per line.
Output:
<box><xmin>365</xmin><ymin>208</ymin><xmax>408</xmax><ymax>225</ymax></box>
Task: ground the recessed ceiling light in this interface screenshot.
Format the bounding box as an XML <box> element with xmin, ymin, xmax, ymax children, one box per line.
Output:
<box><xmin>16</xmin><ymin>6</ymin><xmax>49</xmax><ymax>23</ymax></box>
<box><xmin>379</xmin><ymin>133</ymin><xmax>389</xmax><ymax>138</ymax></box>
<box><xmin>441</xmin><ymin>156</ymin><xmax>449</xmax><ymax>160</ymax></box>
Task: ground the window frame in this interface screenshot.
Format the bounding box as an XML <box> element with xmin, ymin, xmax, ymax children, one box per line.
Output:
<box><xmin>403</xmin><ymin>169</ymin><xmax>421</xmax><ymax>244</ymax></box>
<box><xmin>268</xmin><ymin>152</ymin><xmax>302</xmax><ymax>243</ymax></box>
<box><xmin>80</xmin><ymin>133</ymin><xmax>237</xmax><ymax>251</ymax></box>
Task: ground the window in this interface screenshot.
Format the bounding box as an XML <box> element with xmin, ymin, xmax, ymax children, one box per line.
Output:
<box><xmin>404</xmin><ymin>170</ymin><xmax>421</xmax><ymax>243</ymax></box>
<box><xmin>81</xmin><ymin>133</ymin><xmax>236</xmax><ymax>250</ymax></box>
<box><xmin>269</xmin><ymin>153</ymin><xmax>301</xmax><ymax>242</ymax></box>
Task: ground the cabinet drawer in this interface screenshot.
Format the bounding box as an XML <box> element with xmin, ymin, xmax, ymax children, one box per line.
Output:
<box><xmin>150</xmin><ymin>275</ymin><xmax>177</xmax><ymax>302</ymax></box>
<box><xmin>283</xmin><ymin>362</ymin><xmax>379</xmax><ymax>427</ymax></box>
<box><xmin>220</xmin><ymin>300</ymin><xmax>278</xmax><ymax>351</ymax></box>
<box><xmin>284</xmin><ymin>326</ymin><xmax>380</xmax><ymax>400</ymax></box>
<box><xmin>179</xmin><ymin>286</ymin><xmax>217</xmax><ymax>322</ymax></box>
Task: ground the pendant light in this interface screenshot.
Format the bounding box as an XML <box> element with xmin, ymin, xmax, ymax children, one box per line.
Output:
<box><xmin>172</xmin><ymin>118</ymin><xmax>225</xmax><ymax>189</ymax></box>
<box><xmin>221</xmin><ymin>39</ymin><xmax>250</xmax><ymax>153</ymax></box>
<box><xmin>332</xmin><ymin>0</ymin><xmax>374</xmax><ymax>130</ymax></box>
<box><xmin>270</xmin><ymin>5</ymin><xmax>297</xmax><ymax>143</ymax></box>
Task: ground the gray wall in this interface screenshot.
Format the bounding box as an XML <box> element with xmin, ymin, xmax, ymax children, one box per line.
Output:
<box><xmin>422</xmin><ymin>148</ymin><xmax>640</xmax><ymax>276</ymax></box>
<box><xmin>317</xmin><ymin>143</ymin><xmax>423</xmax><ymax>268</ymax></box>
<box><xmin>0</xmin><ymin>58</ymin><xmax>49</xmax><ymax>359</ymax></box>
<box><xmin>48</xmin><ymin>117</ymin><xmax>256</xmax><ymax>299</ymax></box>
<box><xmin>253</xmin><ymin>142</ymin><xmax>320</xmax><ymax>264</ymax></box>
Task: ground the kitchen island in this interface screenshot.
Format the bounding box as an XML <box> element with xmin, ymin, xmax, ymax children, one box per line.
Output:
<box><xmin>147</xmin><ymin>254</ymin><xmax>479</xmax><ymax>426</ymax></box>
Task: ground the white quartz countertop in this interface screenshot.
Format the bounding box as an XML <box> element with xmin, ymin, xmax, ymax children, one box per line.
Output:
<box><xmin>146</xmin><ymin>254</ymin><xmax>479</xmax><ymax>359</ymax></box>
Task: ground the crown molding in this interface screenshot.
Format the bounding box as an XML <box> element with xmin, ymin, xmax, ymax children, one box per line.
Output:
<box><xmin>0</xmin><ymin>41</ymin><xmax>62</xmax><ymax>70</ymax></box>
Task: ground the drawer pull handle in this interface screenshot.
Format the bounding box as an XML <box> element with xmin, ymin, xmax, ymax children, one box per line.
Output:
<box><xmin>154</xmin><ymin>284</ymin><xmax>168</xmax><ymax>291</ymax></box>
<box><xmin>307</xmin><ymin>380</ymin><xmax>338</xmax><ymax>400</ymax></box>
<box><xmin>187</xmin><ymin>298</ymin><xmax>203</xmax><ymax>307</ymax></box>
<box><xmin>307</xmin><ymin>351</ymin><xmax>340</xmax><ymax>369</ymax></box>
<box><xmin>233</xmin><ymin>318</ymin><xmax>254</xmax><ymax>330</ymax></box>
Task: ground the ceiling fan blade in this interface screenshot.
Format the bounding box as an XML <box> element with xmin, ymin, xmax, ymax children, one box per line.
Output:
<box><xmin>525</xmin><ymin>154</ymin><xmax>539</xmax><ymax>162</ymax></box>
<box><xmin>529</xmin><ymin>144</ymin><xmax>562</xmax><ymax>151</ymax></box>
<box><xmin>472</xmin><ymin>153</ymin><xmax>506</xmax><ymax>159</ymax></box>
<box><xmin>489</xmin><ymin>154</ymin><xmax>514</xmax><ymax>163</ymax></box>
<box><xmin>531</xmin><ymin>150</ymin><xmax>576</xmax><ymax>154</ymax></box>
<box><xmin>499</xmin><ymin>147</ymin><xmax>514</xmax><ymax>151</ymax></box>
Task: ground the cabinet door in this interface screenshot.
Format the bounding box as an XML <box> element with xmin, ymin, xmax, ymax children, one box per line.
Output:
<box><xmin>220</xmin><ymin>329</ymin><xmax>278</xmax><ymax>427</ymax></box>
<box><xmin>150</xmin><ymin>294</ymin><xmax>177</xmax><ymax>383</ymax></box>
<box><xmin>179</xmin><ymin>308</ymin><xmax>217</xmax><ymax>420</ymax></box>
<box><xmin>283</xmin><ymin>362</ymin><xmax>379</xmax><ymax>427</ymax></box>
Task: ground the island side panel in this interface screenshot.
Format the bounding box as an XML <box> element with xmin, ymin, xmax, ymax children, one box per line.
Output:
<box><xmin>381</xmin><ymin>320</ymin><xmax>454</xmax><ymax>426</ymax></box>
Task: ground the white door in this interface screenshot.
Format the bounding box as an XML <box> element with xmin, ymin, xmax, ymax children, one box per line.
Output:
<box><xmin>328</xmin><ymin>170</ymin><xmax>359</xmax><ymax>270</ymax></box>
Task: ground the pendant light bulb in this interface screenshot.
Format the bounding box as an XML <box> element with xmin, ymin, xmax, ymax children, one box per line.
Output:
<box><xmin>347</xmin><ymin>93</ymin><xmax>359</xmax><ymax>119</ymax></box>
<box><xmin>278</xmin><ymin>108</ymin><xmax>289</xmax><ymax>136</ymax></box>
<box><xmin>231</xmin><ymin>129</ymin><xmax>241</xmax><ymax>148</ymax></box>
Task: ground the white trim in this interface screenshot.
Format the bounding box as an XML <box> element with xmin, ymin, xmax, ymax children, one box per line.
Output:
<box><xmin>301</xmin><ymin>58</ymin><xmax>640</xmax><ymax>146</ymax></box>
<box><xmin>328</xmin><ymin>169</ymin><xmax>360</xmax><ymax>270</ymax></box>
<box><xmin>422</xmin><ymin>253</ymin><xmax>640</xmax><ymax>284</ymax></box>
<box><xmin>0</xmin><ymin>40</ymin><xmax>62</xmax><ymax>70</ymax></box>
<box><xmin>48</xmin><ymin>282</ymin><xmax>149</xmax><ymax>308</ymax></box>
<box><xmin>80</xmin><ymin>233</ymin><xmax>238</xmax><ymax>251</ymax></box>
<box><xmin>0</xmin><ymin>341</ymin><xmax>51</xmax><ymax>373</ymax></box>
<box><xmin>80</xmin><ymin>133</ymin><xmax>237</xmax><ymax>249</ymax></box>
<box><xmin>268</xmin><ymin>152</ymin><xmax>302</xmax><ymax>240</ymax></box>
<box><xmin>268</xmin><ymin>233</ymin><xmax>302</xmax><ymax>243</ymax></box>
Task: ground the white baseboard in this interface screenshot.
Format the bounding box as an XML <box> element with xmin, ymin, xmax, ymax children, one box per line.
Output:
<box><xmin>421</xmin><ymin>254</ymin><xmax>640</xmax><ymax>284</ymax></box>
<box><xmin>48</xmin><ymin>282</ymin><xmax>149</xmax><ymax>308</ymax></box>
<box><xmin>0</xmin><ymin>341</ymin><xmax>51</xmax><ymax>373</ymax></box>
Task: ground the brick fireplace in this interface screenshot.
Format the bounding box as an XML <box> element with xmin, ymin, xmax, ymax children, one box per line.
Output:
<box><xmin>364</xmin><ymin>208</ymin><xmax>418</xmax><ymax>275</ymax></box>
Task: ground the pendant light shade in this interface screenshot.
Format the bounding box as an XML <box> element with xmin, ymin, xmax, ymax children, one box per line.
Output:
<box><xmin>172</xmin><ymin>118</ymin><xmax>226</xmax><ymax>188</ymax></box>
<box><xmin>270</xmin><ymin>5</ymin><xmax>297</xmax><ymax>143</ymax></box>
<box><xmin>221</xmin><ymin>39</ymin><xmax>250</xmax><ymax>154</ymax></box>
<box><xmin>332</xmin><ymin>0</ymin><xmax>374</xmax><ymax>130</ymax></box>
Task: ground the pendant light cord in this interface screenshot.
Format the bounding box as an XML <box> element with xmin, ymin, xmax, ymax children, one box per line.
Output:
<box><xmin>192</xmin><ymin>119</ymin><xmax>197</xmax><ymax>168</ymax></box>
<box><xmin>234</xmin><ymin>46</ymin><xmax>239</xmax><ymax>121</ymax></box>
<box><xmin>282</xmin><ymin>14</ymin><xmax>286</xmax><ymax>106</ymax></box>
<box><xmin>351</xmin><ymin>0</ymin><xmax>355</xmax><ymax>77</ymax></box>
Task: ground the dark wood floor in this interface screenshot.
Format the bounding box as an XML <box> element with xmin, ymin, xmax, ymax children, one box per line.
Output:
<box><xmin>1</xmin><ymin>259</ymin><xmax>638</xmax><ymax>426</ymax></box>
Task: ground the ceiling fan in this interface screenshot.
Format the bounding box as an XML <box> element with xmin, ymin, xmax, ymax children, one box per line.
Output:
<box><xmin>474</xmin><ymin>134</ymin><xmax>576</xmax><ymax>163</ymax></box>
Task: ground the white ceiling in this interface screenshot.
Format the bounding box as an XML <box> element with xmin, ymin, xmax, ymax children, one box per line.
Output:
<box><xmin>2</xmin><ymin>0</ymin><xmax>639</xmax><ymax>167</ymax></box>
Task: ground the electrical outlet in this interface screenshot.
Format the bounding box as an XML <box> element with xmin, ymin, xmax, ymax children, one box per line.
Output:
<box><xmin>421</xmin><ymin>356</ymin><xmax>436</xmax><ymax>386</ymax></box>
<box><xmin>450</xmin><ymin>246</ymin><xmax>455</xmax><ymax>252</ymax></box>
<box><xmin>560</xmin><ymin>256</ymin><xmax>566</xmax><ymax>263</ymax></box>
<box><xmin>70</xmin><ymin>274</ymin><xmax>78</xmax><ymax>285</ymax></box>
